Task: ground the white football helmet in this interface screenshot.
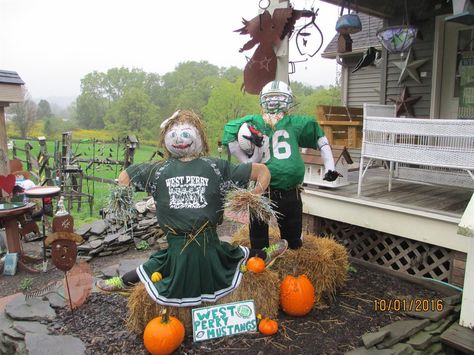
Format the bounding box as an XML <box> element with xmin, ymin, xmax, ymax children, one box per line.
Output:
<box><xmin>260</xmin><ymin>80</ymin><xmax>294</xmax><ymax>114</ymax></box>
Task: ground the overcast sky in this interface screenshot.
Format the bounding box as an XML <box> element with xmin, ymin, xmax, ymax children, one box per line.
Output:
<box><xmin>0</xmin><ymin>0</ymin><xmax>340</xmax><ymax>102</ymax></box>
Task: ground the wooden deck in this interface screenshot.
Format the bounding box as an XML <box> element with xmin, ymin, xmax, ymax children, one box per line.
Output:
<box><xmin>440</xmin><ymin>322</ymin><xmax>474</xmax><ymax>354</ymax></box>
<box><xmin>301</xmin><ymin>167</ymin><xmax>473</xmax><ymax>253</ymax></box>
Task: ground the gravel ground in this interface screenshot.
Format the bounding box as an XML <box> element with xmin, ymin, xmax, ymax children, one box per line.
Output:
<box><xmin>1</xmin><ymin>221</ymin><xmax>449</xmax><ymax>354</ymax></box>
<box><xmin>48</xmin><ymin>263</ymin><xmax>446</xmax><ymax>355</ymax></box>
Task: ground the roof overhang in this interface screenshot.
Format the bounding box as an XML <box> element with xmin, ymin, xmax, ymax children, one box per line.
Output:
<box><xmin>319</xmin><ymin>0</ymin><xmax>452</xmax><ymax>22</ymax></box>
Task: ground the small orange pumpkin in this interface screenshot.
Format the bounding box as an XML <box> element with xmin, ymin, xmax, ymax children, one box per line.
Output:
<box><xmin>143</xmin><ymin>311</ymin><xmax>185</xmax><ymax>355</ymax></box>
<box><xmin>151</xmin><ymin>272</ymin><xmax>163</xmax><ymax>283</ymax></box>
<box><xmin>280</xmin><ymin>274</ymin><xmax>315</xmax><ymax>316</ymax></box>
<box><xmin>246</xmin><ymin>256</ymin><xmax>266</xmax><ymax>273</ymax></box>
<box><xmin>258</xmin><ymin>318</ymin><xmax>278</xmax><ymax>336</ymax></box>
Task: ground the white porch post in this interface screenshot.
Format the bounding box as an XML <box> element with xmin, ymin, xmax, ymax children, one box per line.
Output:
<box><xmin>261</xmin><ymin>0</ymin><xmax>290</xmax><ymax>84</ymax></box>
<box><xmin>458</xmin><ymin>193</ymin><xmax>474</xmax><ymax>329</ymax></box>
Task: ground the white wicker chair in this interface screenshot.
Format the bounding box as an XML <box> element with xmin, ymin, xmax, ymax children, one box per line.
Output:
<box><xmin>358</xmin><ymin>104</ymin><xmax>474</xmax><ymax>196</ymax></box>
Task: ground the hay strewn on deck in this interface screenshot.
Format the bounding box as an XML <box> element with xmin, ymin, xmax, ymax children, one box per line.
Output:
<box><xmin>232</xmin><ymin>226</ymin><xmax>349</xmax><ymax>303</ymax></box>
<box><xmin>127</xmin><ymin>268</ymin><xmax>280</xmax><ymax>334</ymax></box>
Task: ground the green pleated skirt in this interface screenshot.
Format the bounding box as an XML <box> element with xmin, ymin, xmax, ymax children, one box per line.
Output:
<box><xmin>137</xmin><ymin>229</ymin><xmax>249</xmax><ymax>307</ymax></box>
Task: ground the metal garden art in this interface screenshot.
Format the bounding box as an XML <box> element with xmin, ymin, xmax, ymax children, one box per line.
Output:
<box><xmin>104</xmin><ymin>184</ymin><xmax>137</xmax><ymax>230</ymax></box>
<box><xmin>235</xmin><ymin>3</ymin><xmax>321</xmax><ymax>94</ymax></box>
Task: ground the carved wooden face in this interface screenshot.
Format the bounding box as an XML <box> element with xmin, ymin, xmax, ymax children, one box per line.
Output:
<box><xmin>164</xmin><ymin>122</ymin><xmax>203</xmax><ymax>158</ymax></box>
<box><xmin>51</xmin><ymin>239</ymin><xmax>77</xmax><ymax>271</ymax></box>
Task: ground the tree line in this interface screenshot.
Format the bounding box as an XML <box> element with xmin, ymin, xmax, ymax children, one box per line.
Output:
<box><xmin>7</xmin><ymin>61</ymin><xmax>341</xmax><ymax>153</ymax></box>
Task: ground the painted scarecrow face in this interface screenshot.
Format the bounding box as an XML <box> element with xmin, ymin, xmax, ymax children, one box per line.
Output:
<box><xmin>164</xmin><ymin>122</ymin><xmax>203</xmax><ymax>158</ymax></box>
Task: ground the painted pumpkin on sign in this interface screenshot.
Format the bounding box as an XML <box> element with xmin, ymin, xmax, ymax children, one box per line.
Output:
<box><xmin>280</xmin><ymin>274</ymin><xmax>315</xmax><ymax>316</ymax></box>
<box><xmin>143</xmin><ymin>314</ymin><xmax>185</xmax><ymax>355</ymax></box>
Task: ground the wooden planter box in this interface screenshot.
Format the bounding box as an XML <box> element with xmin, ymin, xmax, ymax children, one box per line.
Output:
<box><xmin>316</xmin><ymin>105</ymin><xmax>363</xmax><ymax>148</ymax></box>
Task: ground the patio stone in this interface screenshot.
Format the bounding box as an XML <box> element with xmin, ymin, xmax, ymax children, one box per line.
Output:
<box><xmin>428</xmin><ymin>318</ymin><xmax>456</xmax><ymax>335</ymax></box>
<box><xmin>118</xmin><ymin>233</ymin><xmax>132</xmax><ymax>243</ymax></box>
<box><xmin>345</xmin><ymin>347</ymin><xmax>393</xmax><ymax>354</ymax></box>
<box><xmin>362</xmin><ymin>329</ymin><xmax>390</xmax><ymax>348</ymax></box>
<box><xmin>88</xmin><ymin>220</ymin><xmax>108</xmax><ymax>235</ymax></box>
<box><xmin>5</xmin><ymin>295</ymin><xmax>56</xmax><ymax>322</ymax></box>
<box><xmin>25</xmin><ymin>333</ymin><xmax>85</xmax><ymax>355</ymax></box>
<box><xmin>405</xmin><ymin>305</ymin><xmax>454</xmax><ymax>321</ymax></box>
<box><xmin>118</xmin><ymin>258</ymin><xmax>146</xmax><ymax>276</ymax></box>
<box><xmin>389</xmin><ymin>342</ymin><xmax>417</xmax><ymax>355</ymax></box>
<box><xmin>13</xmin><ymin>320</ymin><xmax>50</xmax><ymax>335</ymax></box>
<box><xmin>442</xmin><ymin>294</ymin><xmax>462</xmax><ymax>306</ymax></box>
<box><xmin>3</xmin><ymin>325</ymin><xmax>24</xmax><ymax>339</ymax></box>
<box><xmin>75</xmin><ymin>224</ymin><xmax>91</xmax><ymax>236</ymax></box>
<box><xmin>0</xmin><ymin>311</ymin><xmax>13</xmax><ymax>332</ymax></box>
<box><xmin>103</xmin><ymin>232</ymin><xmax>120</xmax><ymax>244</ymax></box>
<box><xmin>0</xmin><ymin>293</ymin><xmax>22</xmax><ymax>313</ymax></box>
<box><xmin>376</xmin><ymin>319</ymin><xmax>430</xmax><ymax>348</ymax></box>
<box><xmin>406</xmin><ymin>330</ymin><xmax>439</xmax><ymax>350</ymax></box>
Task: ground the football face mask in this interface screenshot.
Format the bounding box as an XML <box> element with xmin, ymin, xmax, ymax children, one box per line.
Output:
<box><xmin>164</xmin><ymin>122</ymin><xmax>203</xmax><ymax>158</ymax></box>
<box><xmin>260</xmin><ymin>94</ymin><xmax>292</xmax><ymax>114</ymax></box>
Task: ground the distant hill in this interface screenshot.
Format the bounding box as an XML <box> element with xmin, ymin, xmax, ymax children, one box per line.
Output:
<box><xmin>45</xmin><ymin>96</ymin><xmax>76</xmax><ymax>110</ymax></box>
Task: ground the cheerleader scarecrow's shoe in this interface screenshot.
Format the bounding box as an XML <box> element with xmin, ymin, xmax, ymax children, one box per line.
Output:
<box><xmin>263</xmin><ymin>239</ymin><xmax>288</xmax><ymax>268</ymax></box>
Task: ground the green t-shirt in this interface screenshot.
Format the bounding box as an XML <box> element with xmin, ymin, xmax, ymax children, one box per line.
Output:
<box><xmin>222</xmin><ymin>114</ymin><xmax>325</xmax><ymax>190</ymax></box>
<box><xmin>126</xmin><ymin>157</ymin><xmax>251</xmax><ymax>233</ymax></box>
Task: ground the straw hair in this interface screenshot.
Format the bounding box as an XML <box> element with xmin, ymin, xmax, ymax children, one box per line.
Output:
<box><xmin>159</xmin><ymin>110</ymin><xmax>209</xmax><ymax>159</ymax></box>
<box><xmin>127</xmin><ymin>269</ymin><xmax>280</xmax><ymax>334</ymax></box>
<box><xmin>224</xmin><ymin>187</ymin><xmax>279</xmax><ymax>223</ymax></box>
<box><xmin>232</xmin><ymin>226</ymin><xmax>349</xmax><ymax>303</ymax></box>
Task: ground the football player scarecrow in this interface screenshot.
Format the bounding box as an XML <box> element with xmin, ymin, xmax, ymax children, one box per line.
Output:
<box><xmin>96</xmin><ymin>110</ymin><xmax>287</xmax><ymax>306</ymax></box>
<box><xmin>222</xmin><ymin>80</ymin><xmax>340</xmax><ymax>250</ymax></box>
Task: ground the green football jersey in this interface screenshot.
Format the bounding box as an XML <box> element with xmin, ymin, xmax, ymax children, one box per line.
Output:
<box><xmin>222</xmin><ymin>114</ymin><xmax>325</xmax><ymax>190</ymax></box>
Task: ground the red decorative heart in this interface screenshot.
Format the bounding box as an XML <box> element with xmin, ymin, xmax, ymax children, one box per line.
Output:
<box><xmin>0</xmin><ymin>174</ymin><xmax>16</xmax><ymax>194</ymax></box>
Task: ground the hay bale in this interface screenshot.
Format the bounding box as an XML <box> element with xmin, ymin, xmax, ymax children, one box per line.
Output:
<box><xmin>127</xmin><ymin>269</ymin><xmax>280</xmax><ymax>334</ymax></box>
<box><xmin>232</xmin><ymin>226</ymin><xmax>349</xmax><ymax>302</ymax></box>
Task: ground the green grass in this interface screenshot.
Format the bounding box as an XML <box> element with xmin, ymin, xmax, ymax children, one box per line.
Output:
<box><xmin>10</xmin><ymin>138</ymin><xmax>157</xmax><ymax>226</ymax></box>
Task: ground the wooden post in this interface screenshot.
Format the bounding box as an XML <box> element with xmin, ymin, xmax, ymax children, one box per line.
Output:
<box><xmin>24</xmin><ymin>142</ymin><xmax>33</xmax><ymax>170</ymax></box>
<box><xmin>264</xmin><ymin>0</ymin><xmax>290</xmax><ymax>84</ymax></box>
<box><xmin>0</xmin><ymin>106</ymin><xmax>10</xmax><ymax>176</ymax></box>
<box><xmin>458</xmin><ymin>193</ymin><xmax>474</xmax><ymax>329</ymax></box>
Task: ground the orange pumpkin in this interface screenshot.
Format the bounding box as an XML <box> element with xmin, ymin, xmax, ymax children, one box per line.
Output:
<box><xmin>258</xmin><ymin>318</ymin><xmax>278</xmax><ymax>336</ymax></box>
<box><xmin>280</xmin><ymin>274</ymin><xmax>315</xmax><ymax>316</ymax></box>
<box><xmin>143</xmin><ymin>312</ymin><xmax>185</xmax><ymax>355</ymax></box>
<box><xmin>246</xmin><ymin>256</ymin><xmax>265</xmax><ymax>273</ymax></box>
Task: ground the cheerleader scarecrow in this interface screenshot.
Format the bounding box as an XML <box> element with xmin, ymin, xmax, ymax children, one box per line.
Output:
<box><xmin>96</xmin><ymin>110</ymin><xmax>287</xmax><ymax>306</ymax></box>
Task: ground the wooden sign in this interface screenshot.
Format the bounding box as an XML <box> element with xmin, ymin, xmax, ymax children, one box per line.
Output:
<box><xmin>192</xmin><ymin>300</ymin><xmax>257</xmax><ymax>342</ymax></box>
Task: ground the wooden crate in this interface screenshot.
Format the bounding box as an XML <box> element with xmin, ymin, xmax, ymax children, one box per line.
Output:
<box><xmin>316</xmin><ymin>105</ymin><xmax>363</xmax><ymax>148</ymax></box>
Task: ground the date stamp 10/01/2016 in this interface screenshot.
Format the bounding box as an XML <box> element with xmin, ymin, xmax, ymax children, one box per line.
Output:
<box><xmin>374</xmin><ymin>298</ymin><xmax>444</xmax><ymax>313</ymax></box>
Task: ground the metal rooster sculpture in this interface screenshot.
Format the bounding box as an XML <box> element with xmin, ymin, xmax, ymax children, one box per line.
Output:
<box><xmin>235</xmin><ymin>8</ymin><xmax>314</xmax><ymax>94</ymax></box>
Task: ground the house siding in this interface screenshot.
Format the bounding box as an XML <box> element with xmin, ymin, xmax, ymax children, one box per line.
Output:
<box><xmin>384</xmin><ymin>18</ymin><xmax>435</xmax><ymax>118</ymax></box>
<box><xmin>345</xmin><ymin>63</ymin><xmax>381</xmax><ymax>107</ymax></box>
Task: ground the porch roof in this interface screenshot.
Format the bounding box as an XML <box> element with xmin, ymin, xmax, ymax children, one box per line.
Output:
<box><xmin>319</xmin><ymin>0</ymin><xmax>452</xmax><ymax>21</ymax></box>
